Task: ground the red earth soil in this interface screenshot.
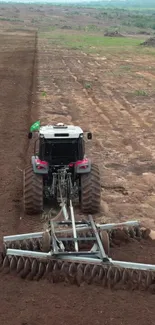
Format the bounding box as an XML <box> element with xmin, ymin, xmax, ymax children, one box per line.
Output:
<box><xmin>0</xmin><ymin>31</ymin><xmax>155</xmax><ymax>325</ymax></box>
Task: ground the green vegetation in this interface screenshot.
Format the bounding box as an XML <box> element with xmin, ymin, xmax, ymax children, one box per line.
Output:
<box><xmin>84</xmin><ymin>82</ymin><xmax>92</xmax><ymax>89</ymax></box>
<box><xmin>89</xmin><ymin>8</ymin><xmax>155</xmax><ymax>31</ymax></box>
<box><xmin>39</xmin><ymin>29</ymin><xmax>155</xmax><ymax>59</ymax></box>
<box><xmin>0</xmin><ymin>17</ymin><xmax>23</xmax><ymax>22</ymax></box>
<box><xmin>41</xmin><ymin>91</ymin><xmax>47</xmax><ymax>97</ymax></box>
<box><xmin>36</xmin><ymin>6</ymin><xmax>155</xmax><ymax>35</ymax></box>
<box><xmin>119</xmin><ymin>65</ymin><xmax>132</xmax><ymax>71</ymax></box>
<box><xmin>37</xmin><ymin>1</ymin><xmax>155</xmax><ymax>10</ymax></box>
<box><xmin>57</xmin><ymin>1</ymin><xmax>155</xmax><ymax>9</ymax></box>
<box><xmin>40</xmin><ymin>31</ymin><xmax>144</xmax><ymax>51</ymax></box>
<box><xmin>134</xmin><ymin>89</ymin><xmax>148</xmax><ymax>96</ymax></box>
<box><xmin>120</xmin><ymin>11</ymin><xmax>155</xmax><ymax>30</ymax></box>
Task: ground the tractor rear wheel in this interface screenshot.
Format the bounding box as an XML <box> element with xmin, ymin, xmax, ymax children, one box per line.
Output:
<box><xmin>23</xmin><ymin>166</ymin><xmax>43</xmax><ymax>215</ymax></box>
<box><xmin>80</xmin><ymin>163</ymin><xmax>101</xmax><ymax>214</ymax></box>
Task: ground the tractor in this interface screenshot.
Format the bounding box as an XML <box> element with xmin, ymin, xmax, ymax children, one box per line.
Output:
<box><xmin>23</xmin><ymin>121</ymin><xmax>101</xmax><ymax>215</ymax></box>
<box><xmin>2</xmin><ymin>121</ymin><xmax>155</xmax><ymax>291</ymax></box>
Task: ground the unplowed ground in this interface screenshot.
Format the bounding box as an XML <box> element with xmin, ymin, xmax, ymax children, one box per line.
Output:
<box><xmin>1</xmin><ymin>29</ymin><xmax>155</xmax><ymax>325</ymax></box>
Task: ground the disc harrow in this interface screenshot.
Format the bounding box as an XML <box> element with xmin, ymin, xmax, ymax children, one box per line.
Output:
<box><xmin>2</xmin><ymin>224</ymin><xmax>148</xmax><ymax>253</ymax></box>
<box><xmin>1</xmin><ymin>253</ymin><xmax>155</xmax><ymax>291</ymax></box>
<box><xmin>1</xmin><ymin>200</ymin><xmax>155</xmax><ymax>292</ymax></box>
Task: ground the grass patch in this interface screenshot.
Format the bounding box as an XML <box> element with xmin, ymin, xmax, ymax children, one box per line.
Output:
<box><xmin>39</xmin><ymin>30</ymin><xmax>155</xmax><ymax>58</ymax></box>
<box><xmin>134</xmin><ymin>89</ymin><xmax>148</xmax><ymax>96</ymax></box>
<box><xmin>53</xmin><ymin>33</ymin><xmax>142</xmax><ymax>48</ymax></box>
<box><xmin>41</xmin><ymin>91</ymin><xmax>47</xmax><ymax>97</ymax></box>
<box><xmin>0</xmin><ymin>17</ymin><xmax>23</xmax><ymax>22</ymax></box>
<box><xmin>40</xmin><ymin>30</ymin><xmax>145</xmax><ymax>52</ymax></box>
<box><xmin>84</xmin><ymin>82</ymin><xmax>92</xmax><ymax>89</ymax></box>
<box><xmin>119</xmin><ymin>65</ymin><xmax>132</xmax><ymax>71</ymax></box>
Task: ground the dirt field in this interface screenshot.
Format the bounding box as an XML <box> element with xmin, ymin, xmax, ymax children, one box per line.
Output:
<box><xmin>1</xmin><ymin>4</ymin><xmax>155</xmax><ymax>325</ymax></box>
<box><xmin>37</xmin><ymin>35</ymin><xmax>155</xmax><ymax>228</ymax></box>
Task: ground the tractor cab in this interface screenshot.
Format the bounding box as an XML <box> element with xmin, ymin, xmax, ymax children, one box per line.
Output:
<box><xmin>35</xmin><ymin>123</ymin><xmax>92</xmax><ymax>167</ymax></box>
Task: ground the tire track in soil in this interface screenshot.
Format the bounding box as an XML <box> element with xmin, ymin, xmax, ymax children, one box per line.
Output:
<box><xmin>0</xmin><ymin>30</ymin><xmax>38</xmax><ymax>241</ymax></box>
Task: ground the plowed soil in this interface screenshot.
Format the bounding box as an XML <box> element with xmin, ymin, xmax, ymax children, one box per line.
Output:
<box><xmin>1</xmin><ymin>29</ymin><xmax>155</xmax><ymax>325</ymax></box>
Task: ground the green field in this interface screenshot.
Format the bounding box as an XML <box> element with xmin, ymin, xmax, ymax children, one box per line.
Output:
<box><xmin>40</xmin><ymin>30</ymin><xmax>155</xmax><ymax>57</ymax></box>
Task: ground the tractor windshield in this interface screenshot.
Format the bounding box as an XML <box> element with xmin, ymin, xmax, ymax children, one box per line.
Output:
<box><xmin>39</xmin><ymin>138</ymin><xmax>83</xmax><ymax>166</ymax></box>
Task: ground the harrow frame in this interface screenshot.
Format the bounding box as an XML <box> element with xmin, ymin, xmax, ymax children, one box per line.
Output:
<box><xmin>1</xmin><ymin>200</ymin><xmax>155</xmax><ymax>290</ymax></box>
<box><xmin>3</xmin><ymin>213</ymin><xmax>155</xmax><ymax>273</ymax></box>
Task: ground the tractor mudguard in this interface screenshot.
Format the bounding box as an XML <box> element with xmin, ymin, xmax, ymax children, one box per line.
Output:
<box><xmin>74</xmin><ymin>158</ymin><xmax>91</xmax><ymax>174</ymax></box>
<box><xmin>31</xmin><ymin>156</ymin><xmax>49</xmax><ymax>174</ymax></box>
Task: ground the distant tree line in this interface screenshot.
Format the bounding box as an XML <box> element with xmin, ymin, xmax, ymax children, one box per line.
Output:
<box><xmin>77</xmin><ymin>0</ymin><xmax>155</xmax><ymax>8</ymax></box>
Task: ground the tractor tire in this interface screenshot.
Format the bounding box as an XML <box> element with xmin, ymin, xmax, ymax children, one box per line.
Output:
<box><xmin>80</xmin><ymin>163</ymin><xmax>101</xmax><ymax>214</ymax></box>
<box><xmin>23</xmin><ymin>165</ymin><xmax>43</xmax><ymax>215</ymax></box>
